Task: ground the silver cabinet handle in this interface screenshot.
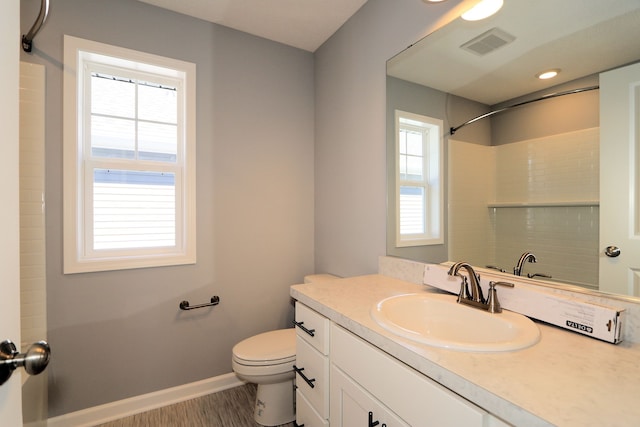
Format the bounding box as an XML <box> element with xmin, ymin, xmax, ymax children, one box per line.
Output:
<box><xmin>0</xmin><ymin>340</ymin><xmax>50</xmax><ymax>386</ymax></box>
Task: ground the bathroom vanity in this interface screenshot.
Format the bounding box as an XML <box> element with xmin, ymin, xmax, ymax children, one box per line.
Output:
<box><xmin>291</xmin><ymin>274</ymin><xmax>640</xmax><ymax>426</ymax></box>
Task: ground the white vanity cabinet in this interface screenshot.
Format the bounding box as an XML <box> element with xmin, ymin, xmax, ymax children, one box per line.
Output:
<box><xmin>295</xmin><ymin>302</ymin><xmax>511</xmax><ymax>427</ymax></box>
<box><xmin>294</xmin><ymin>303</ymin><xmax>330</xmax><ymax>427</ymax></box>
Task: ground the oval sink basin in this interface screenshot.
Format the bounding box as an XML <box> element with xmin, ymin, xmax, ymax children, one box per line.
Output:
<box><xmin>371</xmin><ymin>293</ymin><xmax>540</xmax><ymax>352</ymax></box>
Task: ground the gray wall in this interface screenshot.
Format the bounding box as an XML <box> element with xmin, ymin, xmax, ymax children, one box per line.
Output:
<box><xmin>21</xmin><ymin>0</ymin><xmax>314</xmax><ymax>417</ymax></box>
<box><xmin>314</xmin><ymin>0</ymin><xmax>468</xmax><ymax>276</ymax></box>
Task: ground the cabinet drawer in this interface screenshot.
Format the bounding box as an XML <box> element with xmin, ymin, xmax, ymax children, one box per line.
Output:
<box><xmin>331</xmin><ymin>324</ymin><xmax>488</xmax><ymax>427</ymax></box>
<box><xmin>295</xmin><ymin>303</ymin><xmax>330</xmax><ymax>354</ymax></box>
<box><xmin>296</xmin><ymin>390</ymin><xmax>329</xmax><ymax>427</ymax></box>
<box><xmin>295</xmin><ymin>335</ymin><xmax>329</xmax><ymax>418</ymax></box>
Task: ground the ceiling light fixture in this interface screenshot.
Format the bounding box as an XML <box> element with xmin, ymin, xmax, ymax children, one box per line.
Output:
<box><xmin>461</xmin><ymin>0</ymin><xmax>504</xmax><ymax>21</ymax></box>
<box><xmin>423</xmin><ymin>0</ymin><xmax>448</xmax><ymax>3</ymax></box>
<box><xmin>536</xmin><ymin>69</ymin><xmax>561</xmax><ymax>80</ymax></box>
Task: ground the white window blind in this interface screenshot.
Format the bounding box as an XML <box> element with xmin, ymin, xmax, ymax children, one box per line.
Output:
<box><xmin>93</xmin><ymin>170</ymin><xmax>176</xmax><ymax>250</ymax></box>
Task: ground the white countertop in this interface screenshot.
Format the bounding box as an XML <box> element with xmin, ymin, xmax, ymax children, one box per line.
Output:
<box><xmin>290</xmin><ymin>274</ymin><xmax>640</xmax><ymax>427</ymax></box>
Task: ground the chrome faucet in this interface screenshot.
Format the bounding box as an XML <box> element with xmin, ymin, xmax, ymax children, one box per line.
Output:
<box><xmin>514</xmin><ymin>252</ymin><xmax>537</xmax><ymax>276</ymax></box>
<box><xmin>448</xmin><ymin>262</ymin><xmax>514</xmax><ymax>313</ymax></box>
<box><xmin>448</xmin><ymin>262</ymin><xmax>485</xmax><ymax>304</ymax></box>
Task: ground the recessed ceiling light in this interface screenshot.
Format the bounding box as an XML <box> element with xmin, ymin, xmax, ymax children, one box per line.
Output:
<box><xmin>536</xmin><ymin>69</ymin><xmax>561</xmax><ymax>80</ymax></box>
<box><xmin>461</xmin><ymin>0</ymin><xmax>504</xmax><ymax>21</ymax></box>
<box><xmin>423</xmin><ymin>0</ymin><xmax>448</xmax><ymax>3</ymax></box>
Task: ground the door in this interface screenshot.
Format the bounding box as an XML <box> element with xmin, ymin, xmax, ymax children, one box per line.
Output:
<box><xmin>0</xmin><ymin>1</ymin><xmax>24</xmax><ymax>425</ymax></box>
<box><xmin>600</xmin><ymin>61</ymin><xmax>640</xmax><ymax>295</ymax></box>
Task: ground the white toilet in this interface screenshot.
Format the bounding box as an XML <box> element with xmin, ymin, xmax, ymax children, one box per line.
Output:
<box><xmin>231</xmin><ymin>274</ymin><xmax>338</xmax><ymax>426</ymax></box>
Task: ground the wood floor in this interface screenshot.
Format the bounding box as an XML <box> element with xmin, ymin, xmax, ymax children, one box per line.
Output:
<box><xmin>94</xmin><ymin>384</ymin><xmax>295</xmax><ymax>427</ymax></box>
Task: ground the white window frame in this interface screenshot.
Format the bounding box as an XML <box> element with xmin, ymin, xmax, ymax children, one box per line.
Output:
<box><xmin>395</xmin><ymin>110</ymin><xmax>443</xmax><ymax>247</ymax></box>
<box><xmin>63</xmin><ymin>35</ymin><xmax>196</xmax><ymax>273</ymax></box>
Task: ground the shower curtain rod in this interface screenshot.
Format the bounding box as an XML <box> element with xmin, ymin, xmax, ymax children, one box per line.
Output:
<box><xmin>22</xmin><ymin>0</ymin><xmax>50</xmax><ymax>53</ymax></box>
<box><xmin>449</xmin><ymin>85</ymin><xmax>599</xmax><ymax>135</ymax></box>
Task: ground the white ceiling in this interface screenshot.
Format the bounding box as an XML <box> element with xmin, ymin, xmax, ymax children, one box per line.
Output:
<box><xmin>136</xmin><ymin>0</ymin><xmax>369</xmax><ymax>52</ymax></box>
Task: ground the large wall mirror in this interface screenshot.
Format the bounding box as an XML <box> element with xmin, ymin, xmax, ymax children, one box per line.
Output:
<box><xmin>386</xmin><ymin>0</ymin><xmax>640</xmax><ymax>299</ymax></box>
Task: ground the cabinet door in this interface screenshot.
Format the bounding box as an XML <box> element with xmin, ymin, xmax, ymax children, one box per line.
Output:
<box><xmin>331</xmin><ymin>365</ymin><xmax>409</xmax><ymax>427</ymax></box>
<box><xmin>296</xmin><ymin>390</ymin><xmax>329</xmax><ymax>427</ymax></box>
<box><xmin>331</xmin><ymin>324</ymin><xmax>488</xmax><ymax>427</ymax></box>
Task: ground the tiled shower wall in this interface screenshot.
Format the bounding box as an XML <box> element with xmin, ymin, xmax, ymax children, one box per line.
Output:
<box><xmin>20</xmin><ymin>61</ymin><xmax>48</xmax><ymax>425</ymax></box>
<box><xmin>449</xmin><ymin>128</ymin><xmax>599</xmax><ymax>287</ymax></box>
<box><xmin>493</xmin><ymin>128</ymin><xmax>599</xmax><ymax>204</ymax></box>
<box><xmin>448</xmin><ymin>139</ymin><xmax>496</xmax><ymax>267</ymax></box>
<box><xmin>19</xmin><ymin>62</ymin><xmax>47</xmax><ymax>348</ymax></box>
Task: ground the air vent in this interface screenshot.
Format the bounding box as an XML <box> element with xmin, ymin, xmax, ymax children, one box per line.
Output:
<box><xmin>460</xmin><ymin>27</ymin><xmax>516</xmax><ymax>56</ymax></box>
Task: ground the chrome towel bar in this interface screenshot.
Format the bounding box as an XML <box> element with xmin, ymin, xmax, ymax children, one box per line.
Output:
<box><xmin>179</xmin><ymin>296</ymin><xmax>220</xmax><ymax>311</ymax></box>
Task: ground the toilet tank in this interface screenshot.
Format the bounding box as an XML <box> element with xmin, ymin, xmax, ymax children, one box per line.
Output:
<box><xmin>303</xmin><ymin>274</ymin><xmax>339</xmax><ymax>284</ymax></box>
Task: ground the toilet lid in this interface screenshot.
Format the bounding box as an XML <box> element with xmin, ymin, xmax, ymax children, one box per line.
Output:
<box><xmin>233</xmin><ymin>328</ymin><xmax>296</xmax><ymax>365</ymax></box>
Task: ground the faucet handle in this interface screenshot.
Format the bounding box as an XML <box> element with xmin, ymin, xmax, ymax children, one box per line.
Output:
<box><xmin>456</xmin><ymin>275</ymin><xmax>471</xmax><ymax>303</ymax></box>
<box><xmin>486</xmin><ymin>281</ymin><xmax>514</xmax><ymax>313</ymax></box>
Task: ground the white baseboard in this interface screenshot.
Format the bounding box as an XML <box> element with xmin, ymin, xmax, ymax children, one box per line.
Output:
<box><xmin>47</xmin><ymin>373</ymin><xmax>245</xmax><ymax>427</ymax></box>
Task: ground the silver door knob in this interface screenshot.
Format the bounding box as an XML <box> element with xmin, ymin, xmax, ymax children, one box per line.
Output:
<box><xmin>0</xmin><ymin>340</ymin><xmax>50</xmax><ymax>386</ymax></box>
<box><xmin>605</xmin><ymin>246</ymin><xmax>621</xmax><ymax>257</ymax></box>
<box><xmin>605</xmin><ymin>246</ymin><xmax>621</xmax><ymax>258</ymax></box>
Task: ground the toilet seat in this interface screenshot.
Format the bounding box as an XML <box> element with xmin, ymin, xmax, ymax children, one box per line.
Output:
<box><xmin>232</xmin><ymin>328</ymin><xmax>295</xmax><ymax>367</ymax></box>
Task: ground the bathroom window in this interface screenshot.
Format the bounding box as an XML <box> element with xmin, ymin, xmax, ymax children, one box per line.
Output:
<box><xmin>63</xmin><ymin>36</ymin><xmax>196</xmax><ymax>273</ymax></box>
<box><xmin>395</xmin><ymin>110</ymin><xmax>443</xmax><ymax>247</ymax></box>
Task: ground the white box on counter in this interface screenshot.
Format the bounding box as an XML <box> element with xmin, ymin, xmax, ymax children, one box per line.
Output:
<box><xmin>422</xmin><ymin>263</ymin><xmax>624</xmax><ymax>344</ymax></box>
